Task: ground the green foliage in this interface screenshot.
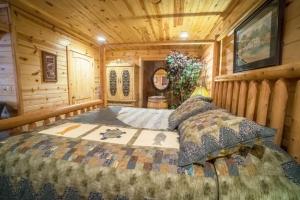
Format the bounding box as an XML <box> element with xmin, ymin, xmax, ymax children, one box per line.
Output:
<box><xmin>166</xmin><ymin>51</ymin><xmax>203</xmax><ymax>107</ymax></box>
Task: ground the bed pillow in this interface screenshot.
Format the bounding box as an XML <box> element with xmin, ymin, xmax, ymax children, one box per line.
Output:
<box><xmin>168</xmin><ymin>96</ymin><xmax>215</xmax><ymax>130</ymax></box>
<box><xmin>178</xmin><ymin>109</ymin><xmax>275</xmax><ymax>166</ymax></box>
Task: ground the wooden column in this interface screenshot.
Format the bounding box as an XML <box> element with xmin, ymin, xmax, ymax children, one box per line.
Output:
<box><xmin>100</xmin><ymin>45</ymin><xmax>107</xmax><ymax>107</ymax></box>
<box><xmin>256</xmin><ymin>80</ymin><xmax>271</xmax><ymax>126</ymax></box>
<box><xmin>288</xmin><ymin>80</ymin><xmax>300</xmax><ymax>163</ymax></box>
<box><xmin>8</xmin><ymin>5</ymin><xmax>24</xmax><ymax>114</ymax></box>
<box><xmin>231</xmin><ymin>81</ymin><xmax>240</xmax><ymax>115</ymax></box>
<box><xmin>211</xmin><ymin>42</ymin><xmax>220</xmax><ymax>97</ymax></box>
<box><xmin>270</xmin><ymin>79</ymin><xmax>288</xmax><ymax>146</ymax></box>
<box><xmin>245</xmin><ymin>81</ymin><xmax>258</xmax><ymax>120</ymax></box>
<box><xmin>237</xmin><ymin>81</ymin><xmax>248</xmax><ymax>117</ymax></box>
<box><xmin>225</xmin><ymin>81</ymin><xmax>233</xmax><ymax>111</ymax></box>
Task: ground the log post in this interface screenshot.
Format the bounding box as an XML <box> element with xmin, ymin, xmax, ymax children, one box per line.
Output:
<box><xmin>237</xmin><ymin>81</ymin><xmax>248</xmax><ymax>117</ymax></box>
<box><xmin>245</xmin><ymin>81</ymin><xmax>258</xmax><ymax>120</ymax></box>
<box><xmin>288</xmin><ymin>80</ymin><xmax>300</xmax><ymax>163</ymax></box>
<box><xmin>270</xmin><ymin>79</ymin><xmax>288</xmax><ymax>146</ymax></box>
<box><xmin>256</xmin><ymin>80</ymin><xmax>271</xmax><ymax>126</ymax></box>
<box><xmin>231</xmin><ymin>81</ymin><xmax>240</xmax><ymax>115</ymax></box>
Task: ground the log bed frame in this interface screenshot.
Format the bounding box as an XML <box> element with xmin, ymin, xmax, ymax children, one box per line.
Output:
<box><xmin>212</xmin><ymin>63</ymin><xmax>300</xmax><ymax>162</ymax></box>
<box><xmin>0</xmin><ymin>100</ymin><xmax>103</xmax><ymax>135</ymax></box>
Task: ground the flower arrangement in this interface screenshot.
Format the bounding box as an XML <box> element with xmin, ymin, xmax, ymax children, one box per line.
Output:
<box><xmin>166</xmin><ymin>51</ymin><xmax>203</xmax><ymax>108</ymax></box>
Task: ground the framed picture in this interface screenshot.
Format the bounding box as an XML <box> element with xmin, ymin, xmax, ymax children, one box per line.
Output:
<box><xmin>233</xmin><ymin>0</ymin><xmax>284</xmax><ymax>73</ymax></box>
<box><xmin>42</xmin><ymin>51</ymin><xmax>57</xmax><ymax>82</ymax></box>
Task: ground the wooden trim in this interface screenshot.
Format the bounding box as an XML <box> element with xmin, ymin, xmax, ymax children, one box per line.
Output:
<box><xmin>0</xmin><ymin>100</ymin><xmax>103</xmax><ymax>131</ymax></box>
<box><xmin>215</xmin><ymin>63</ymin><xmax>300</xmax><ymax>82</ymax></box>
<box><xmin>105</xmin><ymin>40</ymin><xmax>215</xmax><ymax>48</ymax></box>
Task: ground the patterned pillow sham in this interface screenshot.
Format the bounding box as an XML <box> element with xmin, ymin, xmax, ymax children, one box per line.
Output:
<box><xmin>168</xmin><ymin>96</ymin><xmax>215</xmax><ymax>130</ymax></box>
<box><xmin>178</xmin><ymin>109</ymin><xmax>276</xmax><ymax>166</ymax></box>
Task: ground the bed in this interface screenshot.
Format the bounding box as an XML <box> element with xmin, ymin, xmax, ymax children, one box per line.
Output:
<box><xmin>0</xmin><ymin>103</ymin><xmax>300</xmax><ymax>199</ymax></box>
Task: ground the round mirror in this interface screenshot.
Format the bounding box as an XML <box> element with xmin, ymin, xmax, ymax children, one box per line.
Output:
<box><xmin>152</xmin><ymin>68</ymin><xmax>169</xmax><ymax>91</ymax></box>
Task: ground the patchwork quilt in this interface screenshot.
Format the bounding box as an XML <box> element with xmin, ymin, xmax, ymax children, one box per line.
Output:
<box><xmin>0</xmin><ymin>109</ymin><xmax>299</xmax><ymax>199</ymax></box>
<box><xmin>0</xmin><ymin>124</ymin><xmax>217</xmax><ymax>200</ymax></box>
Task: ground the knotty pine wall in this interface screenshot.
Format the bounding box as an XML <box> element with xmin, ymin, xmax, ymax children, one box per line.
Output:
<box><xmin>200</xmin><ymin>44</ymin><xmax>214</xmax><ymax>95</ymax></box>
<box><xmin>207</xmin><ymin>0</ymin><xmax>300</xmax><ymax>149</ymax></box>
<box><xmin>0</xmin><ymin>7</ymin><xmax>18</xmax><ymax>109</ymax></box>
<box><xmin>11</xmin><ymin>6</ymin><xmax>101</xmax><ymax>113</ymax></box>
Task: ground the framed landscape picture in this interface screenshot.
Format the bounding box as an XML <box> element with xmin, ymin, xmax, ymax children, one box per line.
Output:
<box><xmin>42</xmin><ymin>51</ymin><xmax>57</xmax><ymax>82</ymax></box>
<box><xmin>233</xmin><ymin>0</ymin><xmax>284</xmax><ymax>73</ymax></box>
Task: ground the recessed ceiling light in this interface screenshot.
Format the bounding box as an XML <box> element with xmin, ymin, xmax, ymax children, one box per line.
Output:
<box><xmin>97</xmin><ymin>36</ymin><xmax>106</xmax><ymax>43</ymax></box>
<box><xmin>180</xmin><ymin>31</ymin><xmax>189</xmax><ymax>39</ymax></box>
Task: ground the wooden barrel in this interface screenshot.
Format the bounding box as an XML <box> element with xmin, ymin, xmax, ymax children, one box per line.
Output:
<box><xmin>147</xmin><ymin>96</ymin><xmax>168</xmax><ymax>109</ymax></box>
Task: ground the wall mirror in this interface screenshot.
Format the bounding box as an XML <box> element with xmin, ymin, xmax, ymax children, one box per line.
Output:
<box><xmin>152</xmin><ymin>68</ymin><xmax>169</xmax><ymax>91</ymax></box>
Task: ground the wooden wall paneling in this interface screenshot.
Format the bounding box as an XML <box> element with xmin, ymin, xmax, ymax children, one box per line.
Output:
<box><xmin>237</xmin><ymin>81</ymin><xmax>248</xmax><ymax>117</ymax></box>
<box><xmin>256</xmin><ymin>80</ymin><xmax>271</xmax><ymax>126</ymax></box>
<box><xmin>10</xmin><ymin>7</ymin><xmax>101</xmax><ymax>113</ymax></box>
<box><xmin>217</xmin><ymin>82</ymin><xmax>223</xmax><ymax>107</ymax></box>
<box><xmin>245</xmin><ymin>81</ymin><xmax>258</xmax><ymax>120</ymax></box>
<box><xmin>231</xmin><ymin>81</ymin><xmax>239</xmax><ymax>115</ymax></box>
<box><xmin>270</xmin><ymin>79</ymin><xmax>289</xmax><ymax>145</ymax></box>
<box><xmin>225</xmin><ymin>81</ymin><xmax>233</xmax><ymax>111</ymax></box>
<box><xmin>221</xmin><ymin>81</ymin><xmax>228</xmax><ymax>108</ymax></box>
<box><xmin>288</xmin><ymin>80</ymin><xmax>300</xmax><ymax>162</ymax></box>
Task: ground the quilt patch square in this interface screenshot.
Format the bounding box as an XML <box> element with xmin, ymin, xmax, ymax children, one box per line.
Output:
<box><xmin>38</xmin><ymin>123</ymin><xmax>98</xmax><ymax>138</ymax></box>
<box><xmin>133</xmin><ymin>130</ymin><xmax>179</xmax><ymax>149</ymax></box>
<box><xmin>82</xmin><ymin>126</ymin><xmax>138</xmax><ymax>145</ymax></box>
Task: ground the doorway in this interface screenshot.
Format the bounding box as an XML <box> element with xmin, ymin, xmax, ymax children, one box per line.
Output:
<box><xmin>68</xmin><ymin>51</ymin><xmax>94</xmax><ymax>104</ymax></box>
<box><xmin>142</xmin><ymin>60</ymin><xmax>169</xmax><ymax>108</ymax></box>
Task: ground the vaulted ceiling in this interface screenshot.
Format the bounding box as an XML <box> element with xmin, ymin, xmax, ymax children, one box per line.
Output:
<box><xmin>6</xmin><ymin>0</ymin><xmax>264</xmax><ymax>46</ymax></box>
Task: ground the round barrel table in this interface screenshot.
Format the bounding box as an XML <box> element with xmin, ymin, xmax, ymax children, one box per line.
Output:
<box><xmin>147</xmin><ymin>96</ymin><xmax>168</xmax><ymax>109</ymax></box>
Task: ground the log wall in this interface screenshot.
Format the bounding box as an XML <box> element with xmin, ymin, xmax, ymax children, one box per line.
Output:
<box><xmin>10</xmin><ymin>6</ymin><xmax>101</xmax><ymax>113</ymax></box>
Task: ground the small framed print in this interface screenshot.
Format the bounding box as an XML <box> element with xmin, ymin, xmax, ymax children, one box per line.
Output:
<box><xmin>42</xmin><ymin>51</ymin><xmax>57</xmax><ymax>82</ymax></box>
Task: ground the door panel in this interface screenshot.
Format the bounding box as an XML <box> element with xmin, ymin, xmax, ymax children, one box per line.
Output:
<box><xmin>107</xmin><ymin>68</ymin><xmax>118</xmax><ymax>100</ymax></box>
<box><xmin>71</xmin><ymin>52</ymin><xmax>94</xmax><ymax>104</ymax></box>
<box><xmin>120</xmin><ymin>67</ymin><xmax>134</xmax><ymax>101</ymax></box>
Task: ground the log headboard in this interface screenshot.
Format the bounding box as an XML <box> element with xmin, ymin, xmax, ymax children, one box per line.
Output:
<box><xmin>212</xmin><ymin>63</ymin><xmax>300</xmax><ymax>162</ymax></box>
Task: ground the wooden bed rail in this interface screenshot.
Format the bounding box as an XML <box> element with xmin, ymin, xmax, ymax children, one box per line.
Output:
<box><xmin>212</xmin><ymin>63</ymin><xmax>300</xmax><ymax>162</ymax></box>
<box><xmin>0</xmin><ymin>100</ymin><xmax>103</xmax><ymax>132</ymax></box>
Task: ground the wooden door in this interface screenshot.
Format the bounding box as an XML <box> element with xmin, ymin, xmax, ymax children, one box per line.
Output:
<box><xmin>119</xmin><ymin>67</ymin><xmax>134</xmax><ymax>101</ymax></box>
<box><xmin>106</xmin><ymin>67</ymin><xmax>119</xmax><ymax>101</ymax></box>
<box><xmin>70</xmin><ymin>51</ymin><xmax>94</xmax><ymax>104</ymax></box>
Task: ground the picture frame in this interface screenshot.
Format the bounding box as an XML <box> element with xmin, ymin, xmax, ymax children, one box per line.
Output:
<box><xmin>233</xmin><ymin>0</ymin><xmax>284</xmax><ymax>73</ymax></box>
<box><xmin>42</xmin><ymin>51</ymin><xmax>57</xmax><ymax>82</ymax></box>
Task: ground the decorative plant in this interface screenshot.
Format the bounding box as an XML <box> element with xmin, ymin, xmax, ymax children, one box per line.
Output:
<box><xmin>166</xmin><ymin>51</ymin><xmax>203</xmax><ymax>107</ymax></box>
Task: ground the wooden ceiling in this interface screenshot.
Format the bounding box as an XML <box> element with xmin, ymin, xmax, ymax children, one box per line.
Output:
<box><xmin>7</xmin><ymin>0</ymin><xmax>235</xmax><ymax>44</ymax></box>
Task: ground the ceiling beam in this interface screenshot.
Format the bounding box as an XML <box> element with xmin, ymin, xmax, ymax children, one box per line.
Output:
<box><xmin>105</xmin><ymin>40</ymin><xmax>215</xmax><ymax>48</ymax></box>
<box><xmin>113</xmin><ymin>12</ymin><xmax>222</xmax><ymax>21</ymax></box>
